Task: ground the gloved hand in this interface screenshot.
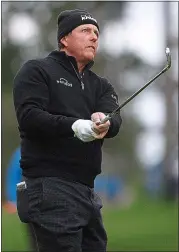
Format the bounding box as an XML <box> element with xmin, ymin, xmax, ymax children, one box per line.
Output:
<box><xmin>72</xmin><ymin>119</ymin><xmax>97</xmax><ymax>142</ymax></box>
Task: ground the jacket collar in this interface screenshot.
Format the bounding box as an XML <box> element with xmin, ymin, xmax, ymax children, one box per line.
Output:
<box><xmin>47</xmin><ymin>50</ymin><xmax>94</xmax><ymax>73</ymax></box>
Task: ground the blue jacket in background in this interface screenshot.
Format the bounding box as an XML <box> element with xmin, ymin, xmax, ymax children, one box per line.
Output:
<box><xmin>5</xmin><ymin>146</ymin><xmax>124</xmax><ymax>202</ymax></box>
<box><xmin>5</xmin><ymin>147</ymin><xmax>21</xmax><ymax>204</ymax></box>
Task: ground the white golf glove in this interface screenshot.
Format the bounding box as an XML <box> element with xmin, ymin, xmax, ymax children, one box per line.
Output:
<box><xmin>72</xmin><ymin>119</ymin><xmax>97</xmax><ymax>142</ymax></box>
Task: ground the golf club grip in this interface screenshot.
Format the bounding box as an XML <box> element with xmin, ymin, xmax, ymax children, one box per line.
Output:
<box><xmin>96</xmin><ymin>114</ymin><xmax>111</xmax><ymax>125</ymax></box>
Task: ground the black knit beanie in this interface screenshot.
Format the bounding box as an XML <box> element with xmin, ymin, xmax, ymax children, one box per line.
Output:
<box><xmin>57</xmin><ymin>9</ymin><xmax>99</xmax><ymax>43</ymax></box>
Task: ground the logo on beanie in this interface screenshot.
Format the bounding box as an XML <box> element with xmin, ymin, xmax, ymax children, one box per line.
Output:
<box><xmin>81</xmin><ymin>15</ymin><xmax>97</xmax><ymax>23</ymax></box>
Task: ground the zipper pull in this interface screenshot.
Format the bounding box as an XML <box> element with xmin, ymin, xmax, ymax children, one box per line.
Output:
<box><xmin>81</xmin><ymin>81</ymin><xmax>84</xmax><ymax>90</ymax></box>
<box><xmin>80</xmin><ymin>74</ymin><xmax>84</xmax><ymax>90</ymax></box>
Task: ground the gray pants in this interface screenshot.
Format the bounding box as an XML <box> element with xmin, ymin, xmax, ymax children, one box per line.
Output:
<box><xmin>24</xmin><ymin>176</ymin><xmax>107</xmax><ymax>252</ymax></box>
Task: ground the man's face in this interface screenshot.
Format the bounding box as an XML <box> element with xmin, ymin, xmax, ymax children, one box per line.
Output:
<box><xmin>61</xmin><ymin>24</ymin><xmax>99</xmax><ymax>63</ymax></box>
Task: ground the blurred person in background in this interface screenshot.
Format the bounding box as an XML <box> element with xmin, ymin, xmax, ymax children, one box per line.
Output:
<box><xmin>165</xmin><ymin>147</ymin><xmax>178</xmax><ymax>201</ymax></box>
<box><xmin>144</xmin><ymin>161</ymin><xmax>163</xmax><ymax>198</ymax></box>
<box><xmin>3</xmin><ymin>146</ymin><xmax>37</xmax><ymax>252</ymax></box>
<box><xmin>13</xmin><ymin>9</ymin><xmax>122</xmax><ymax>252</ymax></box>
<box><xmin>95</xmin><ymin>174</ymin><xmax>125</xmax><ymax>203</ymax></box>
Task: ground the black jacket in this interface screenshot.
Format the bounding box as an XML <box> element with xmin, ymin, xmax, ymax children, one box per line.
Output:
<box><xmin>13</xmin><ymin>50</ymin><xmax>122</xmax><ymax>187</ymax></box>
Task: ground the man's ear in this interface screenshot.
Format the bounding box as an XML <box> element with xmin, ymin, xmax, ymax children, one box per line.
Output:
<box><xmin>60</xmin><ymin>36</ymin><xmax>68</xmax><ymax>47</ymax></box>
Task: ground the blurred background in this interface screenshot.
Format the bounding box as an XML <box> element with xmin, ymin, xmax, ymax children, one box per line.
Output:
<box><xmin>1</xmin><ymin>1</ymin><xmax>178</xmax><ymax>251</ymax></box>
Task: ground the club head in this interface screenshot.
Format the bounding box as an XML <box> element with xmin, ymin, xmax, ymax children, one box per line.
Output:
<box><xmin>165</xmin><ymin>47</ymin><xmax>171</xmax><ymax>69</ymax></box>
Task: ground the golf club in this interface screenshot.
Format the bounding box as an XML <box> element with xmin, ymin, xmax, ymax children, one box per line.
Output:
<box><xmin>98</xmin><ymin>47</ymin><xmax>171</xmax><ymax>124</ymax></box>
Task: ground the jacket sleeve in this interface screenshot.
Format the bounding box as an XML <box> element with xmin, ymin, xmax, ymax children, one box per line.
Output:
<box><xmin>13</xmin><ymin>60</ymin><xmax>78</xmax><ymax>138</ymax></box>
<box><xmin>95</xmin><ymin>78</ymin><xmax>122</xmax><ymax>138</ymax></box>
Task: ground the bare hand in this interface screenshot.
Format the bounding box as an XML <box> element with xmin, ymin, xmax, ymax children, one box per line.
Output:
<box><xmin>91</xmin><ymin>112</ymin><xmax>110</xmax><ymax>139</ymax></box>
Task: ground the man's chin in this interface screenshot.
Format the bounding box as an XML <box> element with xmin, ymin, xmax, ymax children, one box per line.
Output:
<box><xmin>84</xmin><ymin>52</ymin><xmax>95</xmax><ymax>62</ymax></box>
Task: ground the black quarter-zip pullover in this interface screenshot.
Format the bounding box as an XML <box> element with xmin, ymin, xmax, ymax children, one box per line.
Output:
<box><xmin>13</xmin><ymin>50</ymin><xmax>122</xmax><ymax>187</ymax></box>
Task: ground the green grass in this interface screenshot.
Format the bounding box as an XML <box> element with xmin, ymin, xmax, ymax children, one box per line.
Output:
<box><xmin>2</xmin><ymin>211</ymin><xmax>30</xmax><ymax>251</ymax></box>
<box><xmin>2</xmin><ymin>197</ymin><xmax>178</xmax><ymax>251</ymax></box>
<box><xmin>103</xmin><ymin>198</ymin><xmax>178</xmax><ymax>251</ymax></box>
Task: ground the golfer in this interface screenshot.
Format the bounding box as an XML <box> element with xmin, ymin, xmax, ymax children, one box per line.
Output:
<box><xmin>13</xmin><ymin>9</ymin><xmax>122</xmax><ymax>252</ymax></box>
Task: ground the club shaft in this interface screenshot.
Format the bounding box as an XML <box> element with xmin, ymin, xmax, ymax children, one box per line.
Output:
<box><xmin>118</xmin><ymin>66</ymin><xmax>168</xmax><ymax>110</ymax></box>
<box><xmin>100</xmin><ymin>65</ymin><xmax>169</xmax><ymax>124</ymax></box>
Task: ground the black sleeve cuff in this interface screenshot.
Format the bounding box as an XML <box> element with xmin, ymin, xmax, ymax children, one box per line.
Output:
<box><xmin>105</xmin><ymin>114</ymin><xmax>122</xmax><ymax>138</ymax></box>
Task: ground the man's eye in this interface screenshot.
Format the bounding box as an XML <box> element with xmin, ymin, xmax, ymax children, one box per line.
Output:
<box><xmin>95</xmin><ymin>32</ymin><xmax>99</xmax><ymax>38</ymax></box>
<box><xmin>82</xmin><ymin>29</ymin><xmax>87</xmax><ymax>32</ymax></box>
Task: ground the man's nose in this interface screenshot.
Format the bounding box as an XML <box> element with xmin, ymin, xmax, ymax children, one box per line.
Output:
<box><xmin>91</xmin><ymin>32</ymin><xmax>98</xmax><ymax>41</ymax></box>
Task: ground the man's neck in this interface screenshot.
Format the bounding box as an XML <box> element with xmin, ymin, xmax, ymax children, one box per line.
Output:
<box><xmin>78</xmin><ymin>62</ymin><xmax>86</xmax><ymax>73</ymax></box>
<box><xmin>60</xmin><ymin>49</ymin><xmax>87</xmax><ymax>73</ymax></box>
